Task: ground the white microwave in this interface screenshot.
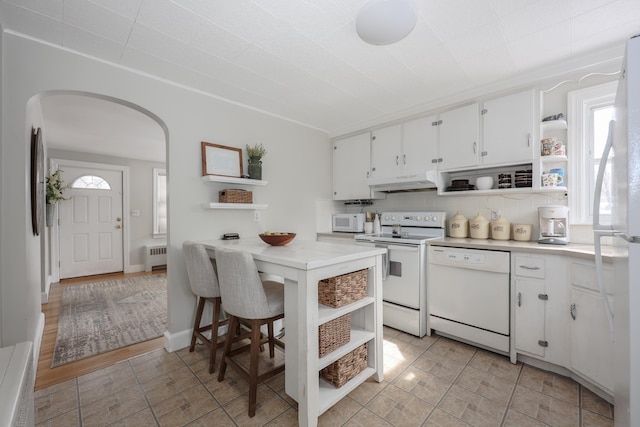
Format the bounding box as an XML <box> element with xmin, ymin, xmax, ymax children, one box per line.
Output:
<box><xmin>332</xmin><ymin>213</ymin><xmax>365</xmax><ymax>233</ymax></box>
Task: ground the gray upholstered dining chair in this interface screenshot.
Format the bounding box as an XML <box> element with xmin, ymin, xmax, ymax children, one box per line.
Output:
<box><xmin>215</xmin><ymin>248</ymin><xmax>285</xmax><ymax>418</ymax></box>
<box><xmin>183</xmin><ymin>241</ymin><xmax>229</xmax><ymax>374</ymax></box>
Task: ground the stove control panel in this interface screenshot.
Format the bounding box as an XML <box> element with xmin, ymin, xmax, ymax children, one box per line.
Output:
<box><xmin>381</xmin><ymin>212</ymin><xmax>447</xmax><ymax>228</ymax></box>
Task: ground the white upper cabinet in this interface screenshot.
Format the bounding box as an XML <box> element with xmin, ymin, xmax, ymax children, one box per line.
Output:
<box><xmin>333</xmin><ymin>132</ymin><xmax>381</xmax><ymax>200</ymax></box>
<box><xmin>370</xmin><ymin>116</ymin><xmax>437</xmax><ymax>179</ymax></box>
<box><xmin>482</xmin><ymin>89</ymin><xmax>537</xmax><ymax>166</ymax></box>
<box><xmin>403</xmin><ymin>116</ymin><xmax>438</xmax><ymax>175</ymax></box>
<box><xmin>370</xmin><ymin>124</ymin><xmax>402</xmax><ymax>179</ymax></box>
<box><xmin>437</xmin><ymin>103</ymin><xmax>480</xmax><ymax>170</ymax></box>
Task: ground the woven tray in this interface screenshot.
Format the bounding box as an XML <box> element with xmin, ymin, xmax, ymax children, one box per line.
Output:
<box><xmin>320</xmin><ymin>343</ymin><xmax>368</xmax><ymax>388</ymax></box>
<box><xmin>219</xmin><ymin>189</ymin><xmax>252</xmax><ymax>203</ymax></box>
<box><xmin>318</xmin><ymin>269</ymin><xmax>367</xmax><ymax>308</ymax></box>
<box><xmin>318</xmin><ymin>314</ymin><xmax>350</xmax><ymax>358</ymax></box>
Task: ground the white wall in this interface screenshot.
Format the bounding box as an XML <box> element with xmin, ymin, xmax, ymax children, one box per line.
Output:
<box><xmin>0</xmin><ymin>33</ymin><xmax>331</xmax><ymax>351</ymax></box>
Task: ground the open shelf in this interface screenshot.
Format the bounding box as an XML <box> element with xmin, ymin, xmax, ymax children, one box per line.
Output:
<box><xmin>318</xmin><ymin>329</ymin><xmax>374</xmax><ymax>370</ymax></box>
<box><xmin>201</xmin><ymin>203</ymin><xmax>268</xmax><ymax>210</ymax></box>
<box><xmin>318</xmin><ymin>297</ymin><xmax>374</xmax><ymax>325</ymax></box>
<box><xmin>318</xmin><ymin>367</ymin><xmax>376</xmax><ymax>415</ymax></box>
<box><xmin>541</xmin><ymin>119</ymin><xmax>567</xmax><ymax>131</ymax></box>
<box><xmin>201</xmin><ymin>175</ymin><xmax>268</xmax><ymax>186</ymax></box>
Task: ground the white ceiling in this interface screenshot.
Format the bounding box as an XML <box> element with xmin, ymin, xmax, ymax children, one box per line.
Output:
<box><xmin>2</xmin><ymin>0</ymin><xmax>640</xmax><ymax>161</ymax></box>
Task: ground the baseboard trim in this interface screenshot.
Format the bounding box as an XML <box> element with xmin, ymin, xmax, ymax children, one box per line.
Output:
<box><xmin>33</xmin><ymin>312</ymin><xmax>45</xmax><ymax>378</ymax></box>
<box><xmin>126</xmin><ymin>264</ymin><xmax>145</xmax><ymax>273</ymax></box>
<box><xmin>163</xmin><ymin>329</ymin><xmax>191</xmax><ymax>353</ymax></box>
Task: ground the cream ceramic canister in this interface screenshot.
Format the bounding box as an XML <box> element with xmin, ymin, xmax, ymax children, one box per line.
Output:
<box><xmin>491</xmin><ymin>215</ymin><xmax>511</xmax><ymax>240</ymax></box>
<box><xmin>448</xmin><ymin>211</ymin><xmax>468</xmax><ymax>238</ymax></box>
<box><xmin>469</xmin><ymin>213</ymin><xmax>490</xmax><ymax>239</ymax></box>
<box><xmin>513</xmin><ymin>224</ymin><xmax>533</xmax><ymax>241</ymax></box>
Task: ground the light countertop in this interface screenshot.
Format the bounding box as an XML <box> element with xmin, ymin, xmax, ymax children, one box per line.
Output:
<box><xmin>198</xmin><ymin>238</ymin><xmax>386</xmax><ymax>270</ymax></box>
<box><xmin>317</xmin><ymin>232</ymin><xmax>613</xmax><ymax>262</ymax></box>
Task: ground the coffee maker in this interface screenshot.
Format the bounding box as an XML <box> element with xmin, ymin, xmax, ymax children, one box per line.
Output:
<box><xmin>538</xmin><ymin>206</ymin><xmax>569</xmax><ymax>244</ymax></box>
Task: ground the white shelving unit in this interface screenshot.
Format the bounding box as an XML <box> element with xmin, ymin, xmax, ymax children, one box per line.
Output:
<box><xmin>315</xmin><ymin>270</ymin><xmax>379</xmax><ymax>416</ymax></box>
<box><xmin>539</xmin><ymin>118</ymin><xmax>568</xmax><ymax>192</ymax></box>
<box><xmin>201</xmin><ymin>175</ymin><xmax>268</xmax><ymax>210</ymax></box>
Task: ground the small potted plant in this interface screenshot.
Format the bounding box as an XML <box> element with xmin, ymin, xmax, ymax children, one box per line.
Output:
<box><xmin>45</xmin><ymin>169</ymin><xmax>69</xmax><ymax>227</ymax></box>
<box><xmin>246</xmin><ymin>143</ymin><xmax>267</xmax><ymax>180</ymax></box>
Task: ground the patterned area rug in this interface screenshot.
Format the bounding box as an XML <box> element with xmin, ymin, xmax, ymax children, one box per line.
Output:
<box><xmin>52</xmin><ymin>274</ymin><xmax>167</xmax><ymax>367</ymax></box>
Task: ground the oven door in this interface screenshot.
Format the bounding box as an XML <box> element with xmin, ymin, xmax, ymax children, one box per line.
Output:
<box><xmin>381</xmin><ymin>244</ymin><xmax>421</xmax><ymax>309</ymax></box>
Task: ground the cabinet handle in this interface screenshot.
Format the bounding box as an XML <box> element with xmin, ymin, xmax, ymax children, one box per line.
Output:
<box><xmin>481</xmin><ymin>108</ymin><xmax>488</xmax><ymax>115</ymax></box>
<box><xmin>570</xmin><ymin>303</ymin><xmax>577</xmax><ymax>320</ymax></box>
<box><xmin>538</xmin><ymin>340</ymin><xmax>549</xmax><ymax>347</ymax></box>
<box><xmin>395</xmin><ymin>155</ymin><xmax>399</xmax><ymax>165</ymax></box>
<box><xmin>403</xmin><ymin>154</ymin><xmax>406</xmax><ymax>164</ymax></box>
<box><xmin>481</xmin><ymin>151</ymin><xmax>487</xmax><ymax>157</ymax></box>
<box><xmin>473</xmin><ymin>142</ymin><xmax>477</xmax><ymax>154</ymax></box>
<box><xmin>438</xmin><ymin>158</ymin><xmax>443</xmax><ymax>163</ymax></box>
<box><xmin>538</xmin><ymin>294</ymin><xmax>548</xmax><ymax>301</ymax></box>
<box><xmin>527</xmin><ymin>133</ymin><xmax>531</xmax><ymax>147</ymax></box>
<box><xmin>519</xmin><ymin>265</ymin><xmax>540</xmax><ymax>270</ymax></box>
<box><xmin>431</xmin><ymin>158</ymin><xmax>438</xmax><ymax>164</ymax></box>
<box><xmin>366</xmin><ymin>171</ymin><xmax>370</xmax><ymax>178</ymax></box>
<box><xmin>517</xmin><ymin>292</ymin><xmax>522</xmax><ymax>307</ymax></box>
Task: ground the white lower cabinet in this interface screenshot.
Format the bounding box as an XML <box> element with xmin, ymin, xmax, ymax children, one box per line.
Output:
<box><xmin>513</xmin><ymin>253</ymin><xmax>568</xmax><ymax>367</ymax></box>
<box><xmin>514</xmin><ymin>277</ymin><xmax>546</xmax><ymax>356</ymax></box>
<box><xmin>569</xmin><ymin>260</ymin><xmax>614</xmax><ymax>394</ymax></box>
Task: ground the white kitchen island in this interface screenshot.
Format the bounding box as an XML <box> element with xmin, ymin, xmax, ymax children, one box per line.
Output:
<box><xmin>197</xmin><ymin>238</ymin><xmax>385</xmax><ymax>427</ymax></box>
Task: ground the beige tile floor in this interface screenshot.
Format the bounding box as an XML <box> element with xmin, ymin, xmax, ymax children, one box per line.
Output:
<box><xmin>35</xmin><ymin>327</ymin><xmax>614</xmax><ymax>426</ymax></box>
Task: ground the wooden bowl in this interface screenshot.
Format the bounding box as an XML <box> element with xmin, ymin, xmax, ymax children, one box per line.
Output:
<box><xmin>259</xmin><ymin>233</ymin><xmax>296</xmax><ymax>246</ymax></box>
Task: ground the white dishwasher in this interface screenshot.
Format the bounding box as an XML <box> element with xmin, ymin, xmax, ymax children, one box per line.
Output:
<box><xmin>427</xmin><ymin>246</ymin><xmax>510</xmax><ymax>353</ymax></box>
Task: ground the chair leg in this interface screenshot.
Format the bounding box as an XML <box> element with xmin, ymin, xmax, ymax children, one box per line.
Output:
<box><xmin>209</xmin><ymin>297</ymin><xmax>222</xmax><ymax>374</ymax></box>
<box><xmin>248</xmin><ymin>319</ymin><xmax>262</xmax><ymax>418</ymax></box>
<box><xmin>190</xmin><ymin>297</ymin><xmax>206</xmax><ymax>352</ymax></box>
<box><xmin>268</xmin><ymin>321</ymin><xmax>275</xmax><ymax>358</ymax></box>
<box><xmin>218</xmin><ymin>315</ymin><xmax>237</xmax><ymax>382</ymax></box>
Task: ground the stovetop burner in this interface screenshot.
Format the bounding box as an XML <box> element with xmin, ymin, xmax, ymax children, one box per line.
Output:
<box><xmin>355</xmin><ymin>211</ymin><xmax>447</xmax><ymax>245</ymax></box>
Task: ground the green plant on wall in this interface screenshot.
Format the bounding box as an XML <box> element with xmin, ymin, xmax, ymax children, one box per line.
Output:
<box><xmin>246</xmin><ymin>143</ymin><xmax>267</xmax><ymax>159</ymax></box>
<box><xmin>46</xmin><ymin>169</ymin><xmax>70</xmax><ymax>204</ymax></box>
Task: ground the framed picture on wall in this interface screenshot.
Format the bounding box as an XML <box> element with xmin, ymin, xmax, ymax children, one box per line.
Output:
<box><xmin>31</xmin><ymin>127</ymin><xmax>44</xmax><ymax>236</ymax></box>
<box><xmin>201</xmin><ymin>142</ymin><xmax>243</xmax><ymax>177</ymax></box>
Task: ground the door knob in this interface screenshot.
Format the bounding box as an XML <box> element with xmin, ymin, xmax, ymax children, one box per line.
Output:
<box><xmin>115</xmin><ymin>224</ymin><xmax>122</xmax><ymax>229</ymax></box>
<box><xmin>116</xmin><ymin>217</ymin><xmax>122</xmax><ymax>222</ymax></box>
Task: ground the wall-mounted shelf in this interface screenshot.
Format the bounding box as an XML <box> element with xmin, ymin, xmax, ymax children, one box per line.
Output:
<box><xmin>541</xmin><ymin>119</ymin><xmax>567</xmax><ymax>132</ymax></box>
<box><xmin>201</xmin><ymin>175</ymin><xmax>268</xmax><ymax>186</ymax></box>
<box><xmin>201</xmin><ymin>203</ymin><xmax>268</xmax><ymax>210</ymax></box>
<box><xmin>541</xmin><ymin>155</ymin><xmax>568</xmax><ymax>163</ymax></box>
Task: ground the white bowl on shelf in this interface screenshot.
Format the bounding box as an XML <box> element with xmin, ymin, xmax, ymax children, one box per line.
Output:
<box><xmin>475</xmin><ymin>176</ymin><xmax>494</xmax><ymax>191</ymax></box>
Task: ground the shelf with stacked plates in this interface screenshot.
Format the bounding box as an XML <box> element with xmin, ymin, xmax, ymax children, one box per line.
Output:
<box><xmin>438</xmin><ymin>163</ymin><xmax>535</xmax><ymax>196</ymax></box>
<box><xmin>201</xmin><ymin>175</ymin><xmax>268</xmax><ymax>209</ymax></box>
<box><xmin>538</xmin><ymin>117</ymin><xmax>568</xmax><ymax>194</ymax></box>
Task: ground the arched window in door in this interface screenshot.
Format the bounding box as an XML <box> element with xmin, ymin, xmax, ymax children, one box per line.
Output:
<box><xmin>71</xmin><ymin>175</ymin><xmax>111</xmax><ymax>190</ymax></box>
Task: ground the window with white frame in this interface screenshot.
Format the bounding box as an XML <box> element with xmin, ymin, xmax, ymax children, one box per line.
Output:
<box><xmin>153</xmin><ymin>168</ymin><xmax>167</xmax><ymax>237</ymax></box>
<box><xmin>567</xmin><ymin>81</ymin><xmax>617</xmax><ymax>225</ymax></box>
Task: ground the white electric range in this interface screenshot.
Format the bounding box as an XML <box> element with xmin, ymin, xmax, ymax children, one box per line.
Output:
<box><xmin>354</xmin><ymin>212</ymin><xmax>446</xmax><ymax>336</ymax></box>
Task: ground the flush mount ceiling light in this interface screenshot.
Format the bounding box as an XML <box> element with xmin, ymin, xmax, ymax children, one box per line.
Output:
<box><xmin>356</xmin><ymin>0</ymin><xmax>418</xmax><ymax>45</ymax></box>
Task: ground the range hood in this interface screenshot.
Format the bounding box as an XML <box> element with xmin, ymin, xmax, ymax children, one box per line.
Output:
<box><xmin>367</xmin><ymin>170</ymin><xmax>439</xmax><ymax>192</ymax></box>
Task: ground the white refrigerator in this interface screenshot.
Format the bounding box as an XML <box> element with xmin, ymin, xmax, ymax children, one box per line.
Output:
<box><xmin>594</xmin><ymin>34</ymin><xmax>640</xmax><ymax>427</ymax></box>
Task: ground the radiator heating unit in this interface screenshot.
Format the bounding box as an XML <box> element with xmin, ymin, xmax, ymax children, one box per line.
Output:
<box><xmin>145</xmin><ymin>244</ymin><xmax>167</xmax><ymax>271</ymax></box>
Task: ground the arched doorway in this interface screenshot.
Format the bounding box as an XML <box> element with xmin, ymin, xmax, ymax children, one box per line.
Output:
<box><xmin>33</xmin><ymin>91</ymin><xmax>168</xmax><ymax>284</ymax></box>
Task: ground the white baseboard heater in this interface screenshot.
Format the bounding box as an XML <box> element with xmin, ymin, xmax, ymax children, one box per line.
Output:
<box><xmin>144</xmin><ymin>244</ymin><xmax>167</xmax><ymax>272</ymax></box>
<box><xmin>0</xmin><ymin>341</ymin><xmax>34</xmax><ymax>426</ymax></box>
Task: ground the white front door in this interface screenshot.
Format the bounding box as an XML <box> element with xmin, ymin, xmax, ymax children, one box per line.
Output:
<box><xmin>59</xmin><ymin>166</ymin><xmax>124</xmax><ymax>279</ymax></box>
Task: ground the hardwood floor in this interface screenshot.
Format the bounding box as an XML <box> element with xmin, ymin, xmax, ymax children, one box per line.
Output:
<box><xmin>35</xmin><ymin>270</ymin><xmax>167</xmax><ymax>391</ymax></box>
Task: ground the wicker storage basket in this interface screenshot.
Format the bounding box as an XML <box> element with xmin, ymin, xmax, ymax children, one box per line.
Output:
<box><xmin>318</xmin><ymin>314</ymin><xmax>350</xmax><ymax>358</ymax></box>
<box><xmin>320</xmin><ymin>343</ymin><xmax>368</xmax><ymax>388</ymax></box>
<box><xmin>219</xmin><ymin>189</ymin><xmax>252</xmax><ymax>203</ymax></box>
<box><xmin>318</xmin><ymin>269</ymin><xmax>367</xmax><ymax>308</ymax></box>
